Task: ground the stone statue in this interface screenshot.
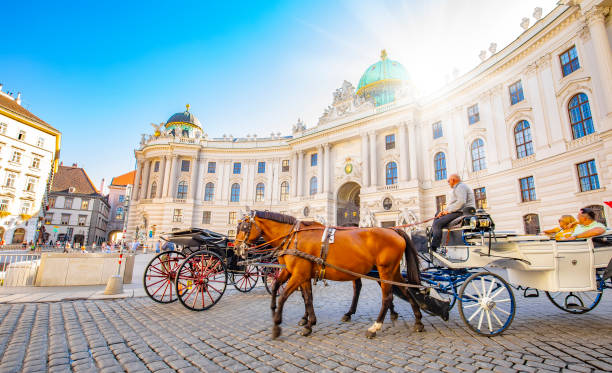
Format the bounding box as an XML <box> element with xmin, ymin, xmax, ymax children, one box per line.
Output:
<box><xmin>489</xmin><ymin>43</ymin><xmax>497</xmax><ymax>54</ymax></box>
<box><xmin>359</xmin><ymin>208</ymin><xmax>376</xmax><ymax>227</ymax></box>
<box><xmin>292</xmin><ymin>118</ymin><xmax>306</xmax><ymax>134</ymax></box>
<box><xmin>398</xmin><ymin>208</ymin><xmax>418</xmax><ymax>231</ymax></box>
<box><xmin>150</xmin><ymin>122</ymin><xmax>164</xmax><ymax>137</ymax></box>
<box><xmin>315</xmin><ymin>215</ymin><xmax>327</xmax><ymax>225</ymax></box>
<box><xmin>478</xmin><ymin>50</ymin><xmax>487</xmax><ymax>61</ymax></box>
<box><xmin>520</xmin><ymin>17</ymin><xmax>530</xmax><ymax>30</ymax></box>
<box><xmin>140</xmin><ymin>134</ymin><xmax>146</xmax><ymax>146</ymax></box>
<box><xmin>533</xmin><ymin>7</ymin><xmax>542</xmax><ymax>20</ymax></box>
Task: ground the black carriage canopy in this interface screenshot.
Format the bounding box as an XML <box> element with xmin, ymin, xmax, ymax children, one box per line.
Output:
<box><xmin>161</xmin><ymin>228</ymin><xmax>229</xmax><ymax>248</ymax></box>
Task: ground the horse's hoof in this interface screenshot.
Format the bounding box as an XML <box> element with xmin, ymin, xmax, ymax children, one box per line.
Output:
<box><xmin>414</xmin><ymin>323</ymin><xmax>425</xmax><ymax>333</ymax></box>
<box><xmin>365</xmin><ymin>330</ymin><xmax>376</xmax><ymax>339</ymax></box>
<box><xmin>298</xmin><ymin>318</ymin><xmax>308</xmax><ymax>326</ymax></box>
<box><xmin>341</xmin><ymin>314</ymin><xmax>351</xmax><ymax>322</ymax></box>
<box><xmin>390</xmin><ymin>312</ymin><xmax>399</xmax><ymax>321</ymax></box>
<box><xmin>299</xmin><ymin>327</ymin><xmax>312</xmax><ymax>336</ymax></box>
<box><xmin>272</xmin><ymin>325</ymin><xmax>282</xmax><ymax>339</ymax></box>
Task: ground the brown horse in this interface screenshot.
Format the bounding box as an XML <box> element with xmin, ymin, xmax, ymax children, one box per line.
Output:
<box><xmin>235</xmin><ymin>210</ymin><xmax>424</xmax><ymax>338</ymax></box>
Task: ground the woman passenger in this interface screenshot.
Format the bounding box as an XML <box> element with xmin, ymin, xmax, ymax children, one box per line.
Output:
<box><xmin>543</xmin><ymin>215</ymin><xmax>577</xmax><ymax>240</ymax></box>
<box><xmin>563</xmin><ymin>207</ymin><xmax>607</xmax><ymax>240</ymax></box>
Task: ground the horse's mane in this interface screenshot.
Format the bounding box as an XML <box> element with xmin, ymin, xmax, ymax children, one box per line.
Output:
<box><xmin>254</xmin><ymin>210</ymin><xmax>322</xmax><ymax>226</ymax></box>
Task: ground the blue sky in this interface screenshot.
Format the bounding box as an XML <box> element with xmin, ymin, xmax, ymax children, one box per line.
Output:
<box><xmin>1</xmin><ymin>0</ymin><xmax>556</xmax><ymax>191</ymax></box>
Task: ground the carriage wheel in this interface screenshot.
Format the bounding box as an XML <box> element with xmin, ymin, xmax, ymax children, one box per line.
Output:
<box><xmin>545</xmin><ymin>268</ymin><xmax>605</xmax><ymax>314</ymax></box>
<box><xmin>263</xmin><ymin>267</ymin><xmax>286</xmax><ymax>296</ymax></box>
<box><xmin>175</xmin><ymin>250</ymin><xmax>227</xmax><ymax>311</ymax></box>
<box><xmin>143</xmin><ymin>251</ymin><xmax>186</xmax><ymax>303</ymax></box>
<box><xmin>458</xmin><ymin>271</ymin><xmax>515</xmax><ymax>336</ymax></box>
<box><xmin>231</xmin><ymin>264</ymin><xmax>258</xmax><ymax>292</ymax></box>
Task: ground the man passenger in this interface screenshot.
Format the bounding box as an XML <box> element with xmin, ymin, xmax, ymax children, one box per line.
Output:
<box><xmin>431</xmin><ymin>174</ymin><xmax>475</xmax><ymax>253</ymax></box>
<box><xmin>563</xmin><ymin>207</ymin><xmax>607</xmax><ymax>240</ymax></box>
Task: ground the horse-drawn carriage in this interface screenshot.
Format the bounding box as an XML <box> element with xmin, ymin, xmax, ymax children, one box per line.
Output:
<box><xmin>142</xmin><ymin>228</ymin><xmax>282</xmax><ymax>310</ymax></box>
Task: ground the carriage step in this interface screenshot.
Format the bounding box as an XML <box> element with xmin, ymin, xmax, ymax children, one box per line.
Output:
<box><xmin>523</xmin><ymin>288</ymin><xmax>539</xmax><ymax>298</ymax></box>
<box><xmin>565</xmin><ymin>303</ymin><xmax>589</xmax><ymax>311</ymax></box>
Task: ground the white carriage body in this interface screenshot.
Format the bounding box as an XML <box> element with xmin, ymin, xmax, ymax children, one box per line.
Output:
<box><xmin>434</xmin><ymin>231</ymin><xmax>612</xmax><ymax>293</ymax></box>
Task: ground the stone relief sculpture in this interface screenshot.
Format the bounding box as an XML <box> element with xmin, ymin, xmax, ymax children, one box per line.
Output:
<box><xmin>315</xmin><ymin>215</ymin><xmax>327</xmax><ymax>225</ymax></box>
<box><xmin>359</xmin><ymin>207</ymin><xmax>376</xmax><ymax>227</ymax></box>
<box><xmin>318</xmin><ymin>80</ymin><xmax>375</xmax><ymax>125</ymax></box>
<box><xmin>292</xmin><ymin>118</ymin><xmax>306</xmax><ymax>134</ymax></box>
<box><xmin>397</xmin><ymin>208</ymin><xmax>418</xmax><ymax>230</ymax></box>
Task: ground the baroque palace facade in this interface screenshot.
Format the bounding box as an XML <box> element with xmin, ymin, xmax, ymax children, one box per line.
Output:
<box><xmin>127</xmin><ymin>1</ymin><xmax>612</xmax><ymax>242</ymax></box>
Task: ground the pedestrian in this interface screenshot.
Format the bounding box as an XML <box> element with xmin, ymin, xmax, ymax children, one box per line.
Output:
<box><xmin>92</xmin><ymin>242</ymin><xmax>96</xmax><ymax>252</ymax></box>
<box><xmin>155</xmin><ymin>240</ymin><xmax>161</xmax><ymax>253</ymax></box>
<box><xmin>131</xmin><ymin>240</ymin><xmax>139</xmax><ymax>253</ymax></box>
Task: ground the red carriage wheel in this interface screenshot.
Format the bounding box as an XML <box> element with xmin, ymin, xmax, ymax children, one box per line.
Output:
<box><xmin>175</xmin><ymin>250</ymin><xmax>227</xmax><ymax>311</ymax></box>
<box><xmin>143</xmin><ymin>251</ymin><xmax>186</xmax><ymax>303</ymax></box>
<box><xmin>231</xmin><ymin>264</ymin><xmax>259</xmax><ymax>292</ymax></box>
<box><xmin>263</xmin><ymin>266</ymin><xmax>286</xmax><ymax>296</ymax></box>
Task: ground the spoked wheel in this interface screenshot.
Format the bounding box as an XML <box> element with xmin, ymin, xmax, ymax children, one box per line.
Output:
<box><xmin>458</xmin><ymin>271</ymin><xmax>516</xmax><ymax>336</ymax></box>
<box><xmin>421</xmin><ymin>267</ymin><xmax>459</xmax><ymax>310</ymax></box>
<box><xmin>143</xmin><ymin>251</ymin><xmax>186</xmax><ymax>303</ymax></box>
<box><xmin>263</xmin><ymin>267</ymin><xmax>286</xmax><ymax>296</ymax></box>
<box><xmin>175</xmin><ymin>250</ymin><xmax>227</xmax><ymax>311</ymax></box>
<box><xmin>545</xmin><ymin>268</ymin><xmax>605</xmax><ymax>314</ymax></box>
<box><xmin>231</xmin><ymin>264</ymin><xmax>259</xmax><ymax>292</ymax></box>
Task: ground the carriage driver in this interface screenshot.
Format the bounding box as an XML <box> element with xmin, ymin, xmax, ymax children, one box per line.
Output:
<box><xmin>431</xmin><ymin>173</ymin><xmax>476</xmax><ymax>253</ymax></box>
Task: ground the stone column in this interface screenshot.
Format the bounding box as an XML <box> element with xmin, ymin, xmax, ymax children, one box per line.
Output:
<box><xmin>141</xmin><ymin>160</ymin><xmax>152</xmax><ymax>200</ymax></box>
<box><xmin>167</xmin><ymin>155</ymin><xmax>179</xmax><ymax>198</ymax></box>
<box><xmin>193</xmin><ymin>156</ymin><xmax>205</xmax><ymax>201</ymax></box>
<box><xmin>323</xmin><ymin>143</ymin><xmax>331</xmax><ymax>193</ymax></box>
<box><xmin>190</xmin><ymin>154</ymin><xmax>200</xmax><ymax>200</ymax></box>
<box><xmin>317</xmin><ymin>145</ymin><xmax>324</xmax><ymax>195</ymax></box>
<box><xmin>158</xmin><ymin>156</ymin><xmax>167</xmax><ymax>199</ymax></box>
<box><xmin>267</xmin><ymin>158</ymin><xmax>275</xmax><ymax>202</ymax></box>
<box><xmin>297</xmin><ymin>151</ymin><xmax>304</xmax><ymax>197</ymax></box>
<box><xmin>585</xmin><ymin>6</ymin><xmax>612</xmax><ymax>123</ymax></box>
<box><xmin>368</xmin><ymin>131</ymin><xmax>377</xmax><ymax>187</ymax></box>
<box><xmin>245</xmin><ymin>161</ymin><xmax>254</xmax><ymax>203</ymax></box>
<box><xmin>291</xmin><ymin>153</ymin><xmax>298</xmax><ymax>198</ymax></box>
<box><xmin>217</xmin><ymin>160</ymin><xmax>226</xmax><ymax>202</ymax></box>
<box><xmin>407</xmin><ymin>123</ymin><xmax>418</xmax><ymax>180</ymax></box>
<box><xmin>360</xmin><ymin>133</ymin><xmax>369</xmax><ymax>187</ymax></box>
<box><xmin>397</xmin><ymin>123</ymin><xmax>408</xmax><ymax>182</ymax></box>
<box><xmin>221</xmin><ymin>161</ymin><xmax>231</xmax><ymax>201</ymax></box>
<box><xmin>132</xmin><ymin>160</ymin><xmax>143</xmax><ymax>201</ymax></box>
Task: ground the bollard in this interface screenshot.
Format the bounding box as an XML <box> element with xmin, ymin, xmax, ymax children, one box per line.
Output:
<box><xmin>104</xmin><ymin>249</ymin><xmax>124</xmax><ymax>295</ymax></box>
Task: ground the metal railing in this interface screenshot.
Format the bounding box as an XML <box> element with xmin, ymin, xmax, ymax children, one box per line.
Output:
<box><xmin>0</xmin><ymin>253</ymin><xmax>41</xmax><ymax>286</ymax></box>
<box><xmin>0</xmin><ymin>244</ymin><xmax>59</xmax><ymax>252</ymax></box>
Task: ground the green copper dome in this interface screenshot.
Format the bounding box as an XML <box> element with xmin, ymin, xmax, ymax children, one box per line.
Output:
<box><xmin>356</xmin><ymin>50</ymin><xmax>409</xmax><ymax>106</ymax></box>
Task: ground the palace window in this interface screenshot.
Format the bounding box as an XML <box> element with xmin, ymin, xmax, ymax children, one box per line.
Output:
<box><xmin>20</xmin><ymin>201</ymin><xmax>30</xmax><ymax>215</ymax></box>
<box><xmin>230</xmin><ymin>183</ymin><xmax>240</xmax><ymax>202</ymax></box>
<box><xmin>258</xmin><ymin>162</ymin><xmax>266</xmax><ymax>174</ymax></box>
<box><xmin>519</xmin><ymin>176</ymin><xmax>536</xmax><ymax>202</ymax></box>
<box><xmin>202</xmin><ymin>211</ymin><xmax>211</xmax><ymax>224</ymax></box>
<box><xmin>282</xmin><ymin>159</ymin><xmax>289</xmax><ymax>172</ymax></box>
<box><xmin>568</xmin><ymin>93</ymin><xmax>594</xmax><ymax>139</ymax></box>
<box><xmin>311</xmin><ymin>153</ymin><xmax>318</xmax><ymax>166</ymax></box>
<box><xmin>385</xmin><ymin>134</ymin><xmax>395</xmax><ymax>150</ymax></box>
<box><xmin>432</xmin><ymin>121</ymin><xmax>443</xmax><ymax>139</ymax></box>
<box><xmin>474</xmin><ymin>187</ymin><xmax>487</xmax><ymax>209</ymax></box>
<box><xmin>48</xmin><ymin>197</ymin><xmax>55</xmax><ymax>208</ymax></box>
<box><xmin>31</xmin><ymin>157</ymin><xmax>40</xmax><ymax>169</ymax></box>
<box><xmin>11</xmin><ymin>151</ymin><xmax>21</xmax><ymax>163</ymax></box>
<box><xmin>181</xmin><ymin>160</ymin><xmax>190</xmax><ymax>172</ymax></box>
<box><xmin>176</xmin><ymin>181</ymin><xmax>188</xmax><ymax>199</ymax></box>
<box><xmin>153</xmin><ymin>161</ymin><xmax>160</xmax><ymax>172</ymax></box>
<box><xmin>17</xmin><ymin>130</ymin><xmax>26</xmax><ymax>141</ymax></box>
<box><xmin>233</xmin><ymin>162</ymin><xmax>241</xmax><ymax>174</ymax></box>
<box><xmin>309</xmin><ymin>177</ymin><xmax>317</xmax><ymax>195</ymax></box>
<box><xmin>26</xmin><ymin>177</ymin><xmax>37</xmax><ymax>192</ymax></box>
<box><xmin>115</xmin><ymin>207</ymin><xmax>124</xmax><ymax>220</ymax></box>
<box><xmin>514</xmin><ymin>120</ymin><xmax>534</xmax><ymax>159</ymax></box>
<box><xmin>61</xmin><ymin>213</ymin><xmax>70</xmax><ymax>225</ymax></box>
<box><xmin>78</xmin><ymin>215</ymin><xmax>87</xmax><ymax>226</ymax></box>
<box><xmin>5</xmin><ymin>173</ymin><xmax>15</xmax><ymax>188</ymax></box>
<box><xmin>576</xmin><ymin>160</ymin><xmax>600</xmax><ymax>192</ymax></box>
<box><xmin>434</xmin><ymin>152</ymin><xmax>447</xmax><ymax>181</ymax></box>
<box><xmin>0</xmin><ymin>123</ymin><xmax>6</xmax><ymax>134</ymax></box>
<box><xmin>149</xmin><ymin>182</ymin><xmax>157</xmax><ymax>198</ymax></box>
<box><xmin>204</xmin><ymin>182</ymin><xmax>215</xmax><ymax>201</ymax></box>
<box><xmin>523</xmin><ymin>214</ymin><xmax>541</xmax><ymax>235</ymax></box>
<box><xmin>208</xmin><ymin>161</ymin><xmax>216</xmax><ymax>173</ymax></box>
<box><xmin>64</xmin><ymin>197</ymin><xmax>73</xmax><ymax>209</ymax></box>
<box><xmin>280</xmin><ymin>181</ymin><xmax>289</xmax><ymax>201</ymax></box>
<box><xmin>560</xmin><ymin>46</ymin><xmax>580</xmax><ymax>77</ymax></box>
<box><xmin>468</xmin><ymin>104</ymin><xmax>480</xmax><ymax>124</ymax></box>
<box><xmin>37</xmin><ymin>137</ymin><xmax>44</xmax><ymax>148</ymax></box>
<box><xmin>172</xmin><ymin>209</ymin><xmax>182</xmax><ymax>222</ymax></box>
<box><xmin>228</xmin><ymin>211</ymin><xmax>237</xmax><ymax>225</ymax></box>
<box><xmin>509</xmin><ymin>80</ymin><xmax>524</xmax><ymax>105</ymax></box>
<box><xmin>385</xmin><ymin>162</ymin><xmax>398</xmax><ymax>185</ymax></box>
<box><xmin>118</xmin><ymin>195</ymin><xmax>124</xmax><ymax>203</ymax></box>
<box><xmin>435</xmin><ymin>195</ymin><xmax>446</xmax><ymax>214</ymax></box>
<box><xmin>255</xmin><ymin>183</ymin><xmax>265</xmax><ymax>202</ymax></box>
<box><xmin>44</xmin><ymin>213</ymin><xmax>53</xmax><ymax>224</ymax></box>
<box><xmin>471</xmin><ymin>139</ymin><xmax>486</xmax><ymax>171</ymax></box>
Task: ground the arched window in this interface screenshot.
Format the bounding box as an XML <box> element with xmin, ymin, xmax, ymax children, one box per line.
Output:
<box><xmin>255</xmin><ymin>183</ymin><xmax>265</xmax><ymax>202</ymax></box>
<box><xmin>434</xmin><ymin>152</ymin><xmax>446</xmax><ymax>181</ymax></box>
<box><xmin>230</xmin><ymin>183</ymin><xmax>240</xmax><ymax>202</ymax></box>
<box><xmin>523</xmin><ymin>214</ymin><xmax>541</xmax><ymax>235</ymax></box>
<box><xmin>385</xmin><ymin>162</ymin><xmax>398</xmax><ymax>185</ymax></box>
<box><xmin>568</xmin><ymin>93</ymin><xmax>594</xmax><ymax>139</ymax></box>
<box><xmin>12</xmin><ymin>228</ymin><xmax>25</xmax><ymax>244</ymax></box>
<box><xmin>309</xmin><ymin>177</ymin><xmax>317</xmax><ymax>195</ymax></box>
<box><xmin>514</xmin><ymin>120</ymin><xmax>534</xmax><ymax>159</ymax></box>
<box><xmin>280</xmin><ymin>181</ymin><xmax>289</xmax><ymax>201</ymax></box>
<box><xmin>176</xmin><ymin>181</ymin><xmax>188</xmax><ymax>199</ymax></box>
<box><xmin>204</xmin><ymin>182</ymin><xmax>215</xmax><ymax>201</ymax></box>
<box><xmin>149</xmin><ymin>182</ymin><xmax>157</xmax><ymax>199</ymax></box>
<box><xmin>471</xmin><ymin>139</ymin><xmax>486</xmax><ymax>171</ymax></box>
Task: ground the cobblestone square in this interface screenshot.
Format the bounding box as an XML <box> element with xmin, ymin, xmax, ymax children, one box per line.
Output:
<box><xmin>0</xmin><ymin>279</ymin><xmax>611</xmax><ymax>372</ymax></box>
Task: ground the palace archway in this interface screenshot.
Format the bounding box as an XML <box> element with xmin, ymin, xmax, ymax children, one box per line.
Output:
<box><xmin>336</xmin><ymin>182</ymin><xmax>360</xmax><ymax>226</ymax></box>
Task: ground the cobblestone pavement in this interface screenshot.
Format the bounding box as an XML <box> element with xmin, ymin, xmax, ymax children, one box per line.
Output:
<box><xmin>0</xmin><ymin>280</ymin><xmax>610</xmax><ymax>373</ymax></box>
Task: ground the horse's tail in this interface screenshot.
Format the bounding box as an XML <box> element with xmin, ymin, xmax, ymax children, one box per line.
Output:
<box><xmin>392</xmin><ymin>228</ymin><xmax>421</xmax><ymax>284</ymax></box>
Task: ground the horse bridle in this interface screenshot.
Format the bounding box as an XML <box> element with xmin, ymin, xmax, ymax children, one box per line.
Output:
<box><xmin>236</xmin><ymin>211</ymin><xmax>263</xmax><ymax>253</ymax></box>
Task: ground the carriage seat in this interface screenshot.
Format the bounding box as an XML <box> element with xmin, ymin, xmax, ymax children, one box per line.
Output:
<box><xmin>441</xmin><ymin>208</ymin><xmax>495</xmax><ymax>247</ymax></box>
<box><xmin>447</xmin><ymin>207</ymin><xmax>478</xmax><ymax>229</ymax></box>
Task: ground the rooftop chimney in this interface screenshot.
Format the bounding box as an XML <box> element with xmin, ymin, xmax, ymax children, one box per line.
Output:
<box><xmin>99</xmin><ymin>178</ymin><xmax>105</xmax><ymax>194</ymax></box>
<box><xmin>16</xmin><ymin>92</ymin><xmax>21</xmax><ymax>105</ymax></box>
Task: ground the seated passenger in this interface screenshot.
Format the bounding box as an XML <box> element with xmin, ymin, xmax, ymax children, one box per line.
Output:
<box><xmin>543</xmin><ymin>215</ymin><xmax>577</xmax><ymax>240</ymax></box>
<box><xmin>563</xmin><ymin>207</ymin><xmax>607</xmax><ymax>240</ymax></box>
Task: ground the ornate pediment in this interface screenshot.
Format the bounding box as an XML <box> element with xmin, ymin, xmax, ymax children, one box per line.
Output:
<box><xmin>318</xmin><ymin>81</ymin><xmax>374</xmax><ymax>125</ymax></box>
